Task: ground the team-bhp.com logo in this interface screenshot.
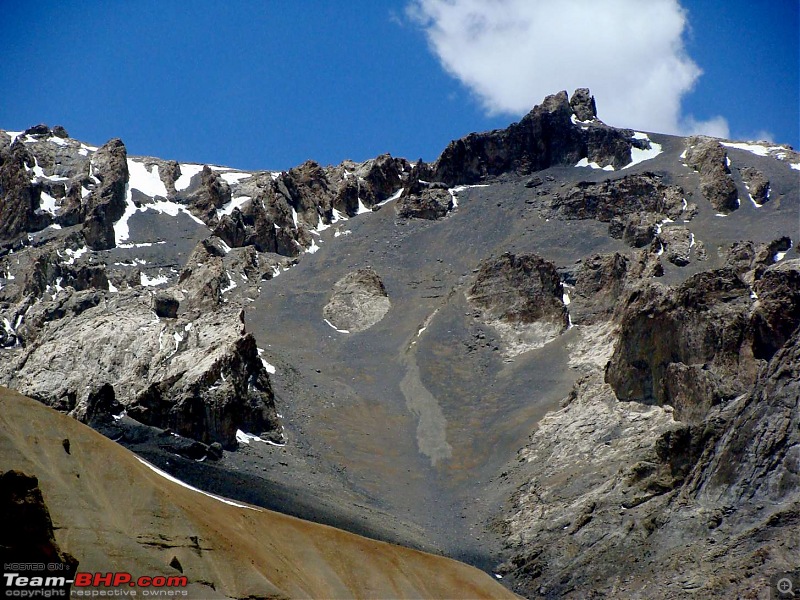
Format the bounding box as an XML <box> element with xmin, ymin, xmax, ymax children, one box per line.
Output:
<box><xmin>3</xmin><ymin>566</ymin><xmax>188</xmax><ymax>598</ymax></box>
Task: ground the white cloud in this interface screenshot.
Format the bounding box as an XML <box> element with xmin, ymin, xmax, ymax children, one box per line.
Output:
<box><xmin>407</xmin><ymin>0</ymin><xmax>729</xmax><ymax>138</ymax></box>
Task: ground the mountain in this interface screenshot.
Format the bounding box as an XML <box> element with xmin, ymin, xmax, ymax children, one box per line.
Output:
<box><xmin>1</xmin><ymin>88</ymin><xmax>798</xmax><ymax>598</ymax></box>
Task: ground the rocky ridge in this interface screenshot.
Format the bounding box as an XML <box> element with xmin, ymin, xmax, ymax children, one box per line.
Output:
<box><xmin>1</xmin><ymin>89</ymin><xmax>799</xmax><ymax>598</ymax></box>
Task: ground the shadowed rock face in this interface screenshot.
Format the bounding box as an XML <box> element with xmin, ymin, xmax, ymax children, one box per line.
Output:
<box><xmin>185</xmin><ymin>165</ymin><xmax>231</xmax><ymax>225</ymax></box>
<box><xmin>323</xmin><ymin>268</ymin><xmax>391</xmax><ymax>333</ymax></box>
<box><xmin>0</xmin><ymin>469</ymin><xmax>78</xmax><ymax>572</ymax></box>
<box><xmin>605</xmin><ymin>268</ymin><xmax>756</xmax><ymax>418</ymax></box>
<box><xmin>738</xmin><ymin>166</ymin><xmax>770</xmax><ymax>205</ymax></box>
<box><xmin>0</xmin><ymin>142</ymin><xmax>46</xmax><ymax>240</ymax></box>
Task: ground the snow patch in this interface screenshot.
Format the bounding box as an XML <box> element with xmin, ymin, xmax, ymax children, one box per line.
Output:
<box><xmin>623</xmin><ymin>133</ymin><xmax>663</xmax><ymax>169</ymax></box>
<box><xmin>575</xmin><ymin>157</ymin><xmax>614</xmax><ymax>171</ymax></box>
<box><xmin>174</xmin><ymin>163</ymin><xmax>204</xmax><ymax>191</ymax></box>
<box><xmin>257</xmin><ymin>348</ymin><xmax>277</xmax><ymax>374</ymax></box>
<box><xmin>219</xmin><ymin>172</ymin><xmax>252</xmax><ymax>185</ymax></box>
<box><xmin>135</xmin><ymin>456</ymin><xmax>259</xmax><ymax>510</ymax></box>
<box><xmin>140</xmin><ymin>272</ymin><xmax>169</xmax><ymax>287</ymax></box>
<box><xmin>324</xmin><ymin>318</ymin><xmax>350</xmax><ymax>334</ymax></box>
<box><xmin>128</xmin><ymin>160</ymin><xmax>168</xmax><ymax>198</ymax></box>
<box><xmin>217</xmin><ymin>196</ymin><xmax>251</xmax><ymax>217</ymax></box>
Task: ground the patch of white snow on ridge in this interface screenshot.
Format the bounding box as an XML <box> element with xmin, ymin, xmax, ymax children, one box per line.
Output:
<box><xmin>6</xmin><ymin>131</ymin><xmax>23</xmax><ymax>143</ymax></box>
<box><xmin>174</xmin><ymin>164</ymin><xmax>204</xmax><ymax>191</ymax></box>
<box><xmin>217</xmin><ymin>196</ymin><xmax>251</xmax><ymax>218</ymax></box>
<box><xmin>134</xmin><ymin>456</ymin><xmax>259</xmax><ymax>510</ymax></box>
<box><xmin>323</xmin><ymin>318</ymin><xmax>350</xmax><ymax>334</ymax></box>
<box><xmin>219</xmin><ymin>172</ymin><xmax>252</xmax><ymax>185</ymax></box>
<box><xmin>575</xmin><ymin>157</ymin><xmax>614</xmax><ymax>171</ymax></box>
<box><xmin>334</xmin><ymin>229</ymin><xmax>351</xmax><ymax>238</ymax></box>
<box><xmin>623</xmin><ymin>133</ymin><xmax>663</xmax><ymax>169</ymax></box>
<box><xmin>376</xmin><ymin>188</ymin><xmax>403</xmax><ymax>207</ymax></box>
<box><xmin>721</xmin><ymin>141</ymin><xmax>786</xmax><ymax>158</ymax></box>
<box><xmin>791</xmin><ymin>163</ymin><xmax>800</xmax><ymax>171</ymax></box>
<box><xmin>128</xmin><ymin>160</ymin><xmax>168</xmax><ymax>198</ymax></box>
<box><xmin>306</xmin><ymin>238</ymin><xmax>320</xmax><ymax>254</ymax></box>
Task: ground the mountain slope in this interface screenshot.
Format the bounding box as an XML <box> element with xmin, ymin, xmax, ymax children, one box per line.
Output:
<box><xmin>0</xmin><ymin>386</ymin><xmax>518</xmax><ymax>600</ymax></box>
<box><xmin>1</xmin><ymin>88</ymin><xmax>799</xmax><ymax>597</ymax></box>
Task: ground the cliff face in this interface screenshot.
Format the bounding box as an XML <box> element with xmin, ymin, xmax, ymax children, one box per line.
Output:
<box><xmin>0</xmin><ymin>90</ymin><xmax>798</xmax><ymax>598</ymax></box>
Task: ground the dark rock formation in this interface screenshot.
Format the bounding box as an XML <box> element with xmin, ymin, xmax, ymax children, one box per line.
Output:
<box><xmin>569</xmin><ymin>88</ymin><xmax>597</xmax><ymax>121</ymax></box>
<box><xmin>738</xmin><ymin>166</ymin><xmax>770</xmax><ymax>205</ymax></box>
<box><xmin>185</xmin><ymin>165</ymin><xmax>231</xmax><ymax>225</ymax></box>
<box><xmin>432</xmin><ymin>89</ymin><xmax>643</xmax><ymax>185</ymax></box>
<box><xmin>127</xmin><ymin>331</ymin><xmax>279</xmax><ymax>448</ymax></box>
<box><xmin>684</xmin><ymin>137</ymin><xmax>738</xmax><ymax>213</ymax></box>
<box><xmin>433</xmin><ymin>91</ymin><xmax>584</xmax><ymax>185</ymax></box>
<box><xmin>23</xmin><ymin>124</ymin><xmax>51</xmax><ymax>137</ymax></box>
<box><xmin>468</xmin><ymin>253</ymin><xmax>568</xmax><ymax>354</ymax></box>
<box><xmin>51</xmin><ymin>125</ymin><xmax>69</xmax><ymax>138</ymax></box>
<box><xmin>0</xmin><ymin>141</ymin><xmax>46</xmax><ymax>240</ymax></box>
<box><xmin>0</xmin><ymin>470</ymin><xmax>78</xmax><ymax>571</ymax></box>
<box><xmin>658</xmin><ymin>226</ymin><xmax>693</xmax><ymax>266</ymax></box>
<box><xmin>549</xmin><ymin>172</ymin><xmax>685</xmax><ymax>222</ymax></box>
<box><xmin>570</xmin><ymin>252</ymin><xmax>629</xmax><ymax>323</ymax></box>
<box><xmin>469</xmin><ymin>252</ymin><xmax>567</xmax><ymax>325</ymax></box>
<box><xmin>750</xmin><ymin>259</ymin><xmax>800</xmax><ymax>360</ymax></box>
<box><xmin>605</xmin><ymin>268</ymin><xmax>757</xmax><ymax>421</ymax></box>
<box><xmin>153</xmin><ymin>292</ymin><xmax>179</xmax><ymax>319</ymax></box>
<box><xmin>396</xmin><ymin>161</ymin><xmax>452</xmax><ymax>220</ymax></box>
<box><xmin>322</xmin><ymin>268</ymin><xmax>391</xmax><ymax>332</ymax></box>
<box><xmin>81</xmin><ymin>138</ymin><xmax>129</xmax><ymax>250</ymax></box>
<box><xmin>608</xmin><ymin>212</ymin><xmax>661</xmax><ymax>247</ymax></box>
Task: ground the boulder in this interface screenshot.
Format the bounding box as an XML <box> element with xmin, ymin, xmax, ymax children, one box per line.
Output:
<box><xmin>323</xmin><ymin>268</ymin><xmax>391</xmax><ymax>333</ymax></box>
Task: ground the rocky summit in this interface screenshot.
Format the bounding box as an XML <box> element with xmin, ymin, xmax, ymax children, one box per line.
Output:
<box><xmin>1</xmin><ymin>89</ymin><xmax>799</xmax><ymax>599</ymax></box>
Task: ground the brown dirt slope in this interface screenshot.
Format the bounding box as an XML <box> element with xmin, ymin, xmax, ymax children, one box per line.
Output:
<box><xmin>0</xmin><ymin>387</ymin><xmax>518</xmax><ymax>600</ymax></box>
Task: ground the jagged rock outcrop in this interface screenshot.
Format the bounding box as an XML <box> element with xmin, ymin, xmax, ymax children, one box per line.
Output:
<box><xmin>0</xmin><ymin>470</ymin><xmax>79</xmax><ymax>573</ymax></box>
<box><xmin>0</xmin><ymin>141</ymin><xmax>46</xmax><ymax>240</ymax></box>
<box><xmin>684</xmin><ymin>137</ymin><xmax>738</xmax><ymax>213</ymax></box>
<box><xmin>396</xmin><ymin>163</ymin><xmax>453</xmax><ymax>220</ymax></box>
<box><xmin>569</xmin><ymin>88</ymin><xmax>597</xmax><ymax>121</ymax></box>
<box><xmin>548</xmin><ymin>172</ymin><xmax>686</xmax><ymax>223</ymax></box>
<box><xmin>81</xmin><ymin>138</ymin><xmax>129</xmax><ymax>249</ymax></box>
<box><xmin>608</xmin><ymin>211</ymin><xmax>661</xmax><ymax>248</ymax></box>
<box><xmin>750</xmin><ymin>259</ymin><xmax>800</xmax><ymax>360</ymax></box>
<box><xmin>738</xmin><ymin>166</ymin><xmax>770</xmax><ymax>205</ymax></box>
<box><xmin>658</xmin><ymin>225</ymin><xmax>693</xmax><ymax>266</ymax></box>
<box><xmin>605</xmin><ymin>268</ymin><xmax>757</xmax><ymax>421</ymax></box>
<box><xmin>468</xmin><ymin>252</ymin><xmax>568</xmax><ymax>355</ymax></box>
<box><xmin>723</xmin><ymin>237</ymin><xmax>793</xmax><ymax>285</ymax></box>
<box><xmin>0</xmin><ymin>291</ymin><xmax>280</xmax><ymax>448</ymax></box>
<box><xmin>432</xmin><ymin>90</ymin><xmax>648</xmax><ymax>185</ymax></box>
<box><xmin>323</xmin><ymin>268</ymin><xmax>391</xmax><ymax>333</ymax></box>
<box><xmin>569</xmin><ymin>252</ymin><xmax>629</xmax><ymax>324</ymax></box>
<box><xmin>185</xmin><ymin>165</ymin><xmax>231</xmax><ymax>225</ymax></box>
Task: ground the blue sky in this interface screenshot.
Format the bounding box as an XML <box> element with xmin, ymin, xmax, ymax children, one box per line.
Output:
<box><xmin>1</xmin><ymin>1</ymin><xmax>797</xmax><ymax>171</ymax></box>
